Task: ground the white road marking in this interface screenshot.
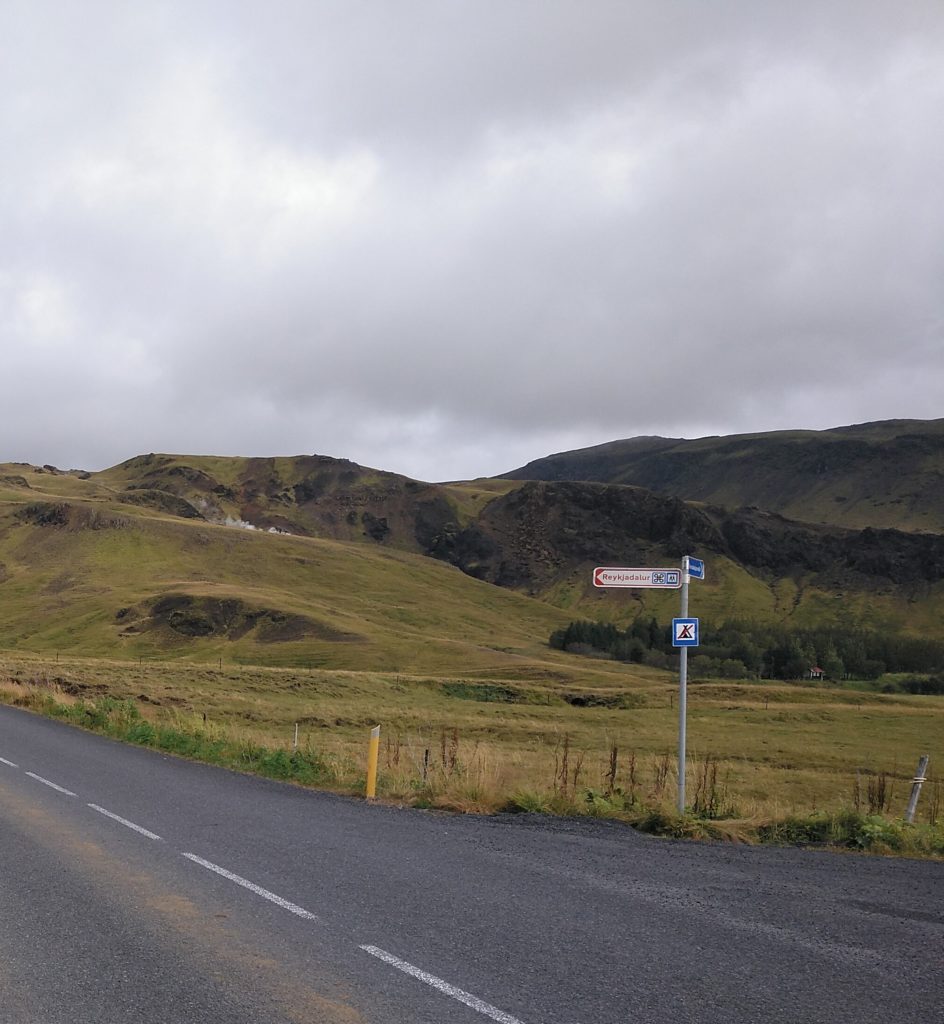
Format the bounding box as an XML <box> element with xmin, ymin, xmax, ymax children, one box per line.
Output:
<box><xmin>360</xmin><ymin>945</ymin><xmax>526</xmax><ymax>1024</ymax></box>
<box><xmin>88</xmin><ymin>803</ymin><xmax>162</xmax><ymax>840</ymax></box>
<box><xmin>0</xmin><ymin>757</ymin><xmax>18</xmax><ymax>767</ymax></box>
<box><xmin>181</xmin><ymin>853</ymin><xmax>319</xmax><ymax>921</ymax></box>
<box><xmin>24</xmin><ymin>771</ymin><xmax>76</xmax><ymax>796</ymax></box>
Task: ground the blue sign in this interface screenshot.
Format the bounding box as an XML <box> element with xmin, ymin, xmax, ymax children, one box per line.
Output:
<box><xmin>685</xmin><ymin>556</ymin><xmax>705</xmax><ymax>580</ymax></box>
<box><xmin>672</xmin><ymin>618</ymin><xmax>699</xmax><ymax>647</ymax></box>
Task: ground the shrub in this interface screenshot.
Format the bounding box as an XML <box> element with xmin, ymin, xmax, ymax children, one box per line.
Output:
<box><xmin>259</xmin><ymin>749</ymin><xmax>293</xmax><ymax>779</ymax></box>
<box><xmin>505</xmin><ymin>790</ymin><xmax>551</xmax><ymax>813</ymax></box>
<box><xmin>900</xmin><ymin>675</ymin><xmax>944</xmax><ymax>695</ymax></box>
<box><xmin>126</xmin><ymin>721</ymin><xmax>156</xmax><ymax>744</ymax></box>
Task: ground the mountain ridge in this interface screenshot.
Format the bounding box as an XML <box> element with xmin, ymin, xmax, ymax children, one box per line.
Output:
<box><xmin>500</xmin><ymin>417</ymin><xmax>944</xmax><ymax>533</ymax></box>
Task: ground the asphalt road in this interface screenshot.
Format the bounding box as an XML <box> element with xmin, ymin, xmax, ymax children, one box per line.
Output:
<box><xmin>0</xmin><ymin>704</ymin><xmax>941</xmax><ymax>1024</ymax></box>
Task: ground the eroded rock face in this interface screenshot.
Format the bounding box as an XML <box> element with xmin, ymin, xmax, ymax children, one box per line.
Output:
<box><xmin>15</xmin><ymin>502</ymin><xmax>71</xmax><ymax>527</ymax></box>
<box><xmin>423</xmin><ymin>480</ymin><xmax>944</xmax><ymax>593</ymax></box>
<box><xmin>118</xmin><ymin>489</ymin><xmax>205</xmax><ymax>519</ymax></box>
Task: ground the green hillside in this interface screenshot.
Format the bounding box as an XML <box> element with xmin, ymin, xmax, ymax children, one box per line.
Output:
<box><xmin>4</xmin><ymin>452</ymin><xmax>944</xmax><ymax>671</ymax></box>
<box><xmin>0</xmin><ymin>467</ymin><xmax>586</xmax><ymax>675</ymax></box>
<box><xmin>501</xmin><ymin>418</ymin><xmax>944</xmax><ymax>533</ymax></box>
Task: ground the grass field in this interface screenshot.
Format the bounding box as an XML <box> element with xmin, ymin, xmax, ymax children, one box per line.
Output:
<box><xmin>2</xmin><ymin>651</ymin><xmax>940</xmax><ymax>844</ymax></box>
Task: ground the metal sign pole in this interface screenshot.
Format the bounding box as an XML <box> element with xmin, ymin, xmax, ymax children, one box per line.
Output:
<box><xmin>678</xmin><ymin>557</ymin><xmax>689</xmax><ymax>813</ymax></box>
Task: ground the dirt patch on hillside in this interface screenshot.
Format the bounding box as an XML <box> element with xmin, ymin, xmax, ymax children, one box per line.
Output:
<box><xmin>119</xmin><ymin>593</ymin><xmax>362</xmax><ymax>644</ymax></box>
<box><xmin>15</xmin><ymin>502</ymin><xmax>133</xmax><ymax>531</ymax></box>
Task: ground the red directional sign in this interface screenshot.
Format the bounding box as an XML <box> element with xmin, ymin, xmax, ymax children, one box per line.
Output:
<box><xmin>592</xmin><ymin>567</ymin><xmax>682</xmax><ymax>589</ymax></box>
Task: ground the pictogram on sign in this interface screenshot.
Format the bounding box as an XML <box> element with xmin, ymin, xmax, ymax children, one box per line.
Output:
<box><xmin>592</xmin><ymin>567</ymin><xmax>682</xmax><ymax>589</ymax></box>
<box><xmin>672</xmin><ymin>618</ymin><xmax>699</xmax><ymax>647</ymax></box>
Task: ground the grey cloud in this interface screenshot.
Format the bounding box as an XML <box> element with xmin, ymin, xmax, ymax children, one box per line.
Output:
<box><xmin>2</xmin><ymin>2</ymin><xmax>943</xmax><ymax>479</ymax></box>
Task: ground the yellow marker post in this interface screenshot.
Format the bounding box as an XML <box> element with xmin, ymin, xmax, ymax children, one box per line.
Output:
<box><xmin>365</xmin><ymin>725</ymin><xmax>381</xmax><ymax>799</ymax></box>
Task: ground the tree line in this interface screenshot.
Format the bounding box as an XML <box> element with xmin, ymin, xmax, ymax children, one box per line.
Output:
<box><xmin>549</xmin><ymin>617</ymin><xmax>944</xmax><ymax>681</ymax></box>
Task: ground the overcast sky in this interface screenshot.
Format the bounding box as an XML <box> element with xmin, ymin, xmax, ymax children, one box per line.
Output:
<box><xmin>3</xmin><ymin>1</ymin><xmax>943</xmax><ymax>481</ymax></box>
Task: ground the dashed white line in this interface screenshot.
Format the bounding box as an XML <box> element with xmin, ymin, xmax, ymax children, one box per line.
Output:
<box><xmin>360</xmin><ymin>945</ymin><xmax>526</xmax><ymax>1024</ymax></box>
<box><xmin>181</xmin><ymin>853</ymin><xmax>319</xmax><ymax>921</ymax></box>
<box><xmin>7</xmin><ymin>757</ymin><xmax>524</xmax><ymax>1024</ymax></box>
<box><xmin>7</xmin><ymin>762</ymin><xmax>528</xmax><ymax>1023</ymax></box>
<box><xmin>88</xmin><ymin>803</ymin><xmax>162</xmax><ymax>840</ymax></box>
<box><xmin>24</xmin><ymin>771</ymin><xmax>76</xmax><ymax>796</ymax></box>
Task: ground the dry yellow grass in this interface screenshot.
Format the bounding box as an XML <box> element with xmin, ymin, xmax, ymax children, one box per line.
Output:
<box><xmin>2</xmin><ymin>651</ymin><xmax>940</xmax><ymax>826</ymax></box>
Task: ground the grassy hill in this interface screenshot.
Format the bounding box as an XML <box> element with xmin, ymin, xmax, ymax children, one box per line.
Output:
<box><xmin>501</xmin><ymin>419</ymin><xmax>944</xmax><ymax>533</ymax></box>
<box><xmin>0</xmin><ymin>464</ymin><xmax>584</xmax><ymax>675</ymax></box>
<box><xmin>3</xmin><ymin>453</ymin><xmax>944</xmax><ymax>670</ymax></box>
<box><xmin>91</xmin><ymin>452</ymin><xmax>517</xmax><ymax>550</ymax></box>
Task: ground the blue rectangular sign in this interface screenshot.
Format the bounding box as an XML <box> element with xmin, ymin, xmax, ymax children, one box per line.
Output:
<box><xmin>685</xmin><ymin>556</ymin><xmax>705</xmax><ymax>580</ymax></box>
<box><xmin>672</xmin><ymin>618</ymin><xmax>699</xmax><ymax>647</ymax></box>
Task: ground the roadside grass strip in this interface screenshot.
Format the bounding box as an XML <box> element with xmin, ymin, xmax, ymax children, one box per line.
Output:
<box><xmin>88</xmin><ymin>803</ymin><xmax>162</xmax><ymax>840</ymax></box>
<box><xmin>24</xmin><ymin>771</ymin><xmax>76</xmax><ymax>796</ymax></box>
<box><xmin>360</xmin><ymin>945</ymin><xmax>526</xmax><ymax>1024</ymax></box>
<box><xmin>181</xmin><ymin>853</ymin><xmax>320</xmax><ymax>921</ymax></box>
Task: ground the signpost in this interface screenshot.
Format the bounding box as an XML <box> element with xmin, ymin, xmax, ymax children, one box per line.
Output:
<box><xmin>592</xmin><ymin>554</ymin><xmax>705</xmax><ymax>813</ymax></box>
<box><xmin>674</xmin><ymin>555</ymin><xmax>704</xmax><ymax>812</ymax></box>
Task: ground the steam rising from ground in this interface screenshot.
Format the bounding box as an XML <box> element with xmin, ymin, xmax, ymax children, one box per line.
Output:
<box><xmin>223</xmin><ymin>517</ymin><xmax>289</xmax><ymax>535</ymax></box>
